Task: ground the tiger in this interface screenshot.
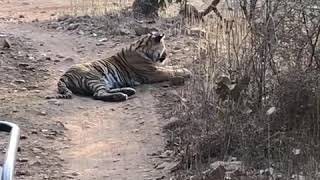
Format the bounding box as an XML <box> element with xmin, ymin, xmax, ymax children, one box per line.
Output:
<box><xmin>47</xmin><ymin>32</ymin><xmax>192</xmax><ymax>102</ymax></box>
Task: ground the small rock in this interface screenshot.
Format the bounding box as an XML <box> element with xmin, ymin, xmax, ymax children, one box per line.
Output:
<box><xmin>3</xmin><ymin>39</ymin><xmax>11</xmax><ymax>49</ymax></box>
<box><xmin>112</xmin><ymin>159</ymin><xmax>120</xmax><ymax>162</ymax></box>
<box><xmin>27</xmin><ymin>56</ymin><xmax>35</xmax><ymax>61</ymax></box>
<box><xmin>91</xmin><ymin>33</ymin><xmax>97</xmax><ymax>37</ymax></box>
<box><xmin>19</xmin><ymin>15</ymin><xmax>25</xmax><ymax>18</ymax></box>
<box><xmin>39</xmin><ymin>111</ymin><xmax>47</xmax><ymax>116</ymax></box>
<box><xmin>20</xmin><ymin>135</ymin><xmax>28</xmax><ymax>140</ymax></box>
<box><xmin>18</xmin><ymin>63</ymin><xmax>30</xmax><ymax>68</ymax></box>
<box><xmin>48</xmin><ymin>99</ymin><xmax>63</xmax><ymax>106</ymax></box>
<box><xmin>78</xmin><ymin>30</ymin><xmax>85</xmax><ymax>35</ymax></box>
<box><xmin>71</xmin><ymin>172</ymin><xmax>79</xmax><ymax>176</ymax></box>
<box><xmin>14</xmin><ymin>79</ymin><xmax>26</xmax><ymax>84</ymax></box>
<box><xmin>18</xmin><ymin>158</ymin><xmax>29</xmax><ymax>162</ymax></box>
<box><xmin>64</xmin><ymin>57</ymin><xmax>74</xmax><ymax>62</ymax></box>
<box><xmin>41</xmin><ymin>129</ymin><xmax>48</xmax><ymax>133</ymax></box>
<box><xmin>96</xmin><ymin>42</ymin><xmax>104</xmax><ymax>46</ymax></box>
<box><xmin>99</xmin><ymin>38</ymin><xmax>108</xmax><ymax>42</ymax></box>
<box><xmin>56</xmin><ymin>54</ymin><xmax>64</xmax><ymax>58</ymax></box>
<box><xmin>19</xmin><ymin>87</ymin><xmax>28</xmax><ymax>91</ymax></box>
<box><xmin>67</xmin><ymin>23</ymin><xmax>79</xmax><ymax>31</ymax></box>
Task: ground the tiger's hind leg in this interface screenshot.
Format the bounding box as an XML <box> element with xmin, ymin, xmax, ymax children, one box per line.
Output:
<box><xmin>108</xmin><ymin>87</ymin><xmax>136</xmax><ymax>97</ymax></box>
<box><xmin>93</xmin><ymin>91</ymin><xmax>128</xmax><ymax>102</ymax></box>
<box><xmin>88</xmin><ymin>79</ymin><xmax>128</xmax><ymax>102</ymax></box>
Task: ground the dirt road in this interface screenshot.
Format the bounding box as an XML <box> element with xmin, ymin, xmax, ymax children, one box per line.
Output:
<box><xmin>0</xmin><ymin>1</ymin><xmax>182</xmax><ymax>179</ymax></box>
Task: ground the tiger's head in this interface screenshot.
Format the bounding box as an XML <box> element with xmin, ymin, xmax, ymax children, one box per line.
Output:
<box><xmin>134</xmin><ymin>31</ymin><xmax>167</xmax><ymax>64</ymax></box>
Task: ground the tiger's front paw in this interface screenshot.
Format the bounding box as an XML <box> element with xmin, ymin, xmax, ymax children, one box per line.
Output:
<box><xmin>170</xmin><ymin>68</ymin><xmax>192</xmax><ymax>86</ymax></box>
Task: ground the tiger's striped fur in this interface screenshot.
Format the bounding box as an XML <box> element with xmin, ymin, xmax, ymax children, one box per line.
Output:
<box><xmin>48</xmin><ymin>32</ymin><xmax>192</xmax><ymax>102</ymax></box>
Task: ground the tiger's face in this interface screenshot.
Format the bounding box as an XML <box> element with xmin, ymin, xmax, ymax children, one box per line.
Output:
<box><xmin>135</xmin><ymin>31</ymin><xmax>167</xmax><ymax>64</ymax></box>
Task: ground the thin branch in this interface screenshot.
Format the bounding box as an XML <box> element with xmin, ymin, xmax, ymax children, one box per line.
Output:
<box><xmin>200</xmin><ymin>0</ymin><xmax>222</xmax><ymax>20</ymax></box>
<box><xmin>179</xmin><ymin>0</ymin><xmax>222</xmax><ymax>21</ymax></box>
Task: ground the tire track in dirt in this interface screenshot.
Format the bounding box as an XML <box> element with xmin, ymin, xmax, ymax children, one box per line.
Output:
<box><xmin>1</xmin><ymin>23</ymin><xmax>169</xmax><ymax>179</ymax></box>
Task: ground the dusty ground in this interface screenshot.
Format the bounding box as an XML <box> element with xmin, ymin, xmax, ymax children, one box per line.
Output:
<box><xmin>0</xmin><ymin>0</ymin><xmax>69</xmax><ymax>22</ymax></box>
<box><xmin>0</xmin><ymin>0</ymin><xmax>198</xmax><ymax>180</ymax></box>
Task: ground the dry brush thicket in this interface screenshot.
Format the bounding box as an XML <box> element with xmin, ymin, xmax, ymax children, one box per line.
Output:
<box><xmin>166</xmin><ymin>0</ymin><xmax>320</xmax><ymax>178</ymax></box>
<box><xmin>69</xmin><ymin>0</ymin><xmax>132</xmax><ymax>16</ymax></box>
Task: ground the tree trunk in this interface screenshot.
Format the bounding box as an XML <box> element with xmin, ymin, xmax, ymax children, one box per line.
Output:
<box><xmin>132</xmin><ymin>0</ymin><xmax>160</xmax><ymax>18</ymax></box>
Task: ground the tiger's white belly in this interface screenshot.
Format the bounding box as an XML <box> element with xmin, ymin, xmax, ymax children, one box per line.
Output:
<box><xmin>103</xmin><ymin>73</ymin><xmax>140</xmax><ymax>89</ymax></box>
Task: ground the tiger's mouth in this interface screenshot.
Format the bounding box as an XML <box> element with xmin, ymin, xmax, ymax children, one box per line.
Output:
<box><xmin>159</xmin><ymin>51</ymin><xmax>167</xmax><ymax>63</ymax></box>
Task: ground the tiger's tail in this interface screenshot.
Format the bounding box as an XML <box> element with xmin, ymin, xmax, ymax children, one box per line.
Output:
<box><xmin>46</xmin><ymin>77</ymin><xmax>73</xmax><ymax>99</ymax></box>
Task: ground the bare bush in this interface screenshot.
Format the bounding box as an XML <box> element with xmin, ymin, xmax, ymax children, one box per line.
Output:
<box><xmin>166</xmin><ymin>0</ymin><xmax>320</xmax><ymax>178</ymax></box>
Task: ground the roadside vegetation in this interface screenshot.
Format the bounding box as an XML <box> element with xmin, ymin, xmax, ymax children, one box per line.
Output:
<box><xmin>66</xmin><ymin>0</ymin><xmax>320</xmax><ymax>179</ymax></box>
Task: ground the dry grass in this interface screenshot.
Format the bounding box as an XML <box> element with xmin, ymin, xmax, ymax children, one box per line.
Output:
<box><xmin>69</xmin><ymin>0</ymin><xmax>133</xmax><ymax>16</ymax></box>
<box><xmin>163</xmin><ymin>0</ymin><xmax>320</xmax><ymax>179</ymax></box>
